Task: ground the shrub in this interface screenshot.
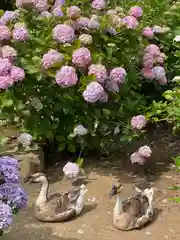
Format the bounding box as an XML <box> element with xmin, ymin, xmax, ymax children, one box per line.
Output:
<box><xmin>0</xmin><ymin>1</ymin><xmax>171</xmax><ymax>155</ymax></box>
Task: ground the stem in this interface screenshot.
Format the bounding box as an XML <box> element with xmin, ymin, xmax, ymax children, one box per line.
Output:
<box><xmin>78</xmin><ymin>144</ymin><xmax>84</xmax><ymax>158</ymax></box>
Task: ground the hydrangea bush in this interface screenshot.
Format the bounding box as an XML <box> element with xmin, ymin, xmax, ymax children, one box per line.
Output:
<box><xmin>0</xmin><ymin>0</ymin><xmax>171</xmax><ymax>155</ymax></box>
<box><xmin>0</xmin><ymin>156</ymin><xmax>27</xmax><ymax>236</ymax></box>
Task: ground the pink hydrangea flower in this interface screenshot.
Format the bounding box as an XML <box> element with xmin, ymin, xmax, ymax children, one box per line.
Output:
<box><xmin>154</xmin><ymin>53</ymin><xmax>166</xmax><ymax>64</ymax></box>
<box><xmin>12</xmin><ymin>25</ymin><xmax>28</xmax><ymax>41</ymax></box>
<box><xmin>1</xmin><ymin>46</ymin><xmax>17</xmax><ymax>60</ymax></box>
<box><xmin>99</xmin><ymin>91</ymin><xmax>108</xmax><ymax>102</ymax></box>
<box><xmin>40</xmin><ymin>11</ymin><xmax>52</xmax><ymax>18</ymax></box>
<box><xmin>10</xmin><ymin>66</ymin><xmax>25</xmax><ymax>82</ymax></box>
<box><xmin>105</xmin><ymin>80</ymin><xmax>119</xmax><ymax>93</ymax></box>
<box><xmin>83</xmin><ymin>81</ymin><xmax>104</xmax><ymax>103</ymax></box>
<box><xmin>142</xmin><ymin>53</ymin><xmax>154</xmax><ymax>68</ymax></box>
<box><xmin>109</xmin><ymin>67</ymin><xmax>127</xmax><ymax>84</ymax></box>
<box><xmin>88</xmin><ymin>64</ymin><xmax>108</xmax><ymax>84</ymax></box>
<box><xmin>141</xmin><ymin>68</ymin><xmax>154</xmax><ymax>79</ymax></box>
<box><xmin>145</xmin><ymin>44</ymin><xmax>160</xmax><ymax>57</ymax></box>
<box><xmin>63</xmin><ymin>161</ymin><xmax>80</xmax><ymax>179</ymax></box>
<box><xmin>92</xmin><ymin>0</ymin><xmax>106</xmax><ymax>10</ymax></box>
<box><xmin>42</xmin><ymin>49</ymin><xmax>64</xmax><ymax>69</ymax></box>
<box><xmin>32</xmin><ymin>0</ymin><xmax>48</xmax><ymax>12</ymax></box>
<box><xmin>130</xmin><ymin>152</ymin><xmax>146</xmax><ymax>165</ymax></box>
<box><xmin>52</xmin><ymin>7</ymin><xmax>64</xmax><ymax>17</ymax></box>
<box><xmin>152</xmin><ymin>66</ymin><xmax>166</xmax><ymax>80</ymax></box>
<box><xmin>52</xmin><ymin>24</ymin><xmax>75</xmax><ymax>43</ymax></box>
<box><xmin>0</xmin><ymin>76</ymin><xmax>14</xmax><ymax>89</ymax></box>
<box><xmin>67</xmin><ymin>6</ymin><xmax>81</xmax><ymax>20</ymax></box>
<box><xmin>138</xmin><ymin>145</ymin><xmax>152</xmax><ymax>158</ymax></box>
<box><xmin>142</xmin><ymin>27</ymin><xmax>154</xmax><ymax>39</ymax></box>
<box><xmin>15</xmin><ymin>0</ymin><xmax>33</xmax><ymax>8</ymax></box>
<box><xmin>0</xmin><ymin>58</ymin><xmax>12</xmax><ymax>76</ymax></box>
<box><xmin>123</xmin><ymin>16</ymin><xmax>139</xmax><ymax>29</ymax></box>
<box><xmin>129</xmin><ymin>6</ymin><xmax>143</xmax><ymax>18</ymax></box>
<box><xmin>55</xmin><ymin>66</ymin><xmax>78</xmax><ymax>87</ymax></box>
<box><xmin>72</xmin><ymin>47</ymin><xmax>91</xmax><ymax>68</ymax></box>
<box><xmin>0</xmin><ymin>25</ymin><xmax>11</xmax><ymax>41</ymax></box>
<box><xmin>131</xmin><ymin>115</ymin><xmax>147</xmax><ymax>130</ymax></box>
<box><xmin>158</xmin><ymin>76</ymin><xmax>168</xmax><ymax>85</ymax></box>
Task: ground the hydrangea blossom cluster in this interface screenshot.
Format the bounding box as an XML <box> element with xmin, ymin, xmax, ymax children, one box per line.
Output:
<box><xmin>79</xmin><ymin>34</ymin><xmax>93</xmax><ymax>45</ymax></box>
<box><xmin>92</xmin><ymin>0</ymin><xmax>106</xmax><ymax>10</ymax></box>
<box><xmin>0</xmin><ymin>25</ymin><xmax>11</xmax><ymax>41</ymax></box>
<box><xmin>73</xmin><ymin>124</ymin><xmax>88</xmax><ymax>136</ymax></box>
<box><xmin>42</xmin><ymin>49</ymin><xmax>64</xmax><ymax>69</ymax></box>
<box><xmin>67</xmin><ymin>6</ymin><xmax>81</xmax><ymax>20</ymax></box>
<box><xmin>131</xmin><ymin>115</ymin><xmax>147</xmax><ymax>130</ymax></box>
<box><xmin>88</xmin><ymin>64</ymin><xmax>108</xmax><ymax>84</ymax></box>
<box><xmin>130</xmin><ymin>145</ymin><xmax>152</xmax><ymax>165</ymax></box>
<box><xmin>0</xmin><ymin>11</ymin><xmax>19</xmax><ymax>25</ymax></box>
<box><xmin>0</xmin><ymin>156</ymin><xmax>27</xmax><ymax>233</ymax></box>
<box><xmin>72</xmin><ymin>48</ymin><xmax>91</xmax><ymax>68</ymax></box>
<box><xmin>141</xmin><ymin>44</ymin><xmax>167</xmax><ymax>85</ymax></box>
<box><xmin>55</xmin><ymin>66</ymin><xmax>78</xmax><ymax>87</ymax></box>
<box><xmin>12</xmin><ymin>23</ymin><xmax>29</xmax><ymax>41</ymax></box>
<box><xmin>83</xmin><ymin>81</ymin><xmax>106</xmax><ymax>103</ymax></box>
<box><xmin>17</xmin><ymin>132</ymin><xmax>33</xmax><ymax>147</ymax></box>
<box><xmin>52</xmin><ymin>24</ymin><xmax>75</xmax><ymax>43</ymax></box>
<box><xmin>63</xmin><ymin>161</ymin><xmax>80</xmax><ymax>179</ymax></box>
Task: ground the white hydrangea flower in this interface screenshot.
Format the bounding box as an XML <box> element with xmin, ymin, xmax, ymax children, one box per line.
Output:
<box><xmin>153</xmin><ymin>25</ymin><xmax>170</xmax><ymax>34</ymax></box>
<box><xmin>63</xmin><ymin>161</ymin><xmax>80</xmax><ymax>178</ymax></box>
<box><xmin>172</xmin><ymin>76</ymin><xmax>180</xmax><ymax>82</ymax></box>
<box><xmin>79</xmin><ymin>34</ymin><xmax>93</xmax><ymax>45</ymax></box>
<box><xmin>74</xmin><ymin>124</ymin><xmax>88</xmax><ymax>136</ymax></box>
<box><xmin>18</xmin><ymin>133</ymin><xmax>33</xmax><ymax>147</ymax></box>
<box><xmin>31</xmin><ymin>97</ymin><xmax>43</xmax><ymax>111</ymax></box>
<box><xmin>174</xmin><ymin>35</ymin><xmax>180</xmax><ymax>42</ymax></box>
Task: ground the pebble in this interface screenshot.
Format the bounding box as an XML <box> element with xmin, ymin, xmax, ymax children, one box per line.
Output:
<box><xmin>77</xmin><ymin>229</ymin><xmax>84</xmax><ymax>234</ymax></box>
<box><xmin>88</xmin><ymin>197</ymin><xmax>96</xmax><ymax>202</ymax></box>
<box><xmin>145</xmin><ymin>231</ymin><xmax>152</xmax><ymax>236</ymax></box>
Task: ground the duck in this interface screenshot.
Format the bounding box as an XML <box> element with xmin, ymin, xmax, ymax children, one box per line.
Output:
<box><xmin>109</xmin><ymin>184</ymin><xmax>154</xmax><ymax>231</ymax></box>
<box><xmin>24</xmin><ymin>172</ymin><xmax>88</xmax><ymax>222</ymax></box>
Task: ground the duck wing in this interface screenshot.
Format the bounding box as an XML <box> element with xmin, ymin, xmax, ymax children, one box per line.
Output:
<box><xmin>122</xmin><ymin>194</ymin><xmax>149</xmax><ymax>218</ymax></box>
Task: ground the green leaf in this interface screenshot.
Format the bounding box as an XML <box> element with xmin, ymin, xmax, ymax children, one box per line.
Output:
<box><xmin>168</xmin><ymin>197</ymin><xmax>180</xmax><ymax>203</ymax></box>
<box><xmin>68</xmin><ymin>143</ymin><xmax>76</xmax><ymax>153</ymax></box>
<box><xmin>75</xmin><ymin>157</ymin><xmax>84</xmax><ymax>168</ymax></box>
<box><xmin>57</xmin><ymin>143</ymin><xmax>66</xmax><ymax>152</ymax></box>
<box><xmin>47</xmin><ymin>69</ymin><xmax>56</xmax><ymax>77</ymax></box>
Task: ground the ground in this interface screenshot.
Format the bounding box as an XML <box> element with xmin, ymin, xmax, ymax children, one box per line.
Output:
<box><xmin>2</xmin><ymin>127</ymin><xmax>180</xmax><ymax>240</ymax></box>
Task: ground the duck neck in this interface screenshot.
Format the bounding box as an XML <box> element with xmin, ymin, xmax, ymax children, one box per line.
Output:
<box><xmin>114</xmin><ymin>195</ymin><xmax>123</xmax><ymax>216</ymax></box>
<box><xmin>36</xmin><ymin>178</ymin><xmax>49</xmax><ymax>206</ymax></box>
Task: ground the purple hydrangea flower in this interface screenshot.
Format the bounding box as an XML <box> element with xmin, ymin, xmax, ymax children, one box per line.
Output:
<box><xmin>0</xmin><ymin>165</ymin><xmax>19</xmax><ymax>184</ymax></box>
<box><xmin>54</xmin><ymin>0</ymin><xmax>65</xmax><ymax>6</ymax></box>
<box><xmin>88</xmin><ymin>64</ymin><xmax>108</xmax><ymax>84</ymax></box>
<box><xmin>0</xmin><ymin>183</ymin><xmax>27</xmax><ymax>210</ymax></box>
<box><xmin>99</xmin><ymin>91</ymin><xmax>108</xmax><ymax>102</ymax></box>
<box><xmin>0</xmin><ymin>157</ymin><xmax>19</xmax><ymax>170</ymax></box>
<box><xmin>55</xmin><ymin>66</ymin><xmax>78</xmax><ymax>87</ymax></box>
<box><xmin>0</xmin><ymin>76</ymin><xmax>14</xmax><ymax>89</ymax></box>
<box><xmin>10</xmin><ymin>66</ymin><xmax>25</xmax><ymax>82</ymax></box>
<box><xmin>83</xmin><ymin>81</ymin><xmax>105</xmax><ymax>103</ymax></box>
<box><xmin>12</xmin><ymin>25</ymin><xmax>29</xmax><ymax>41</ymax></box>
<box><xmin>0</xmin><ymin>25</ymin><xmax>11</xmax><ymax>41</ymax></box>
<box><xmin>76</xmin><ymin>17</ymin><xmax>90</xmax><ymax>29</ymax></box>
<box><xmin>129</xmin><ymin>6</ymin><xmax>143</xmax><ymax>18</ymax></box>
<box><xmin>0</xmin><ymin>201</ymin><xmax>12</xmax><ymax>230</ymax></box>
<box><xmin>152</xmin><ymin>66</ymin><xmax>166</xmax><ymax>80</ymax></box>
<box><xmin>0</xmin><ymin>11</ymin><xmax>19</xmax><ymax>25</ymax></box>
<box><xmin>105</xmin><ymin>27</ymin><xmax>117</xmax><ymax>36</ymax></box>
<box><xmin>92</xmin><ymin>0</ymin><xmax>106</xmax><ymax>10</ymax></box>
<box><xmin>105</xmin><ymin>80</ymin><xmax>119</xmax><ymax>93</ymax></box>
<box><xmin>109</xmin><ymin>67</ymin><xmax>127</xmax><ymax>84</ymax></box>
<box><xmin>1</xmin><ymin>46</ymin><xmax>17</xmax><ymax>60</ymax></box>
<box><xmin>52</xmin><ymin>24</ymin><xmax>75</xmax><ymax>43</ymax></box>
<box><xmin>42</xmin><ymin>49</ymin><xmax>64</xmax><ymax>69</ymax></box>
<box><xmin>0</xmin><ymin>58</ymin><xmax>12</xmax><ymax>76</ymax></box>
<box><xmin>123</xmin><ymin>16</ymin><xmax>139</xmax><ymax>29</ymax></box>
<box><xmin>88</xmin><ymin>19</ymin><xmax>100</xmax><ymax>29</ymax></box>
<box><xmin>72</xmin><ymin>47</ymin><xmax>91</xmax><ymax>68</ymax></box>
<box><xmin>52</xmin><ymin>7</ymin><xmax>64</xmax><ymax>17</ymax></box>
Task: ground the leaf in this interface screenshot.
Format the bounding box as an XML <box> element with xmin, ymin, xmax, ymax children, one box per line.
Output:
<box><xmin>47</xmin><ymin>69</ymin><xmax>56</xmax><ymax>77</ymax></box>
<box><xmin>168</xmin><ymin>186</ymin><xmax>180</xmax><ymax>190</ymax></box>
<box><xmin>0</xmin><ymin>135</ymin><xmax>9</xmax><ymax>147</ymax></box>
<box><xmin>168</xmin><ymin>197</ymin><xmax>180</xmax><ymax>203</ymax></box>
<box><xmin>57</xmin><ymin>143</ymin><xmax>66</xmax><ymax>152</ymax></box>
<box><xmin>75</xmin><ymin>157</ymin><xmax>84</xmax><ymax>168</ymax></box>
<box><xmin>68</xmin><ymin>143</ymin><xmax>76</xmax><ymax>153</ymax></box>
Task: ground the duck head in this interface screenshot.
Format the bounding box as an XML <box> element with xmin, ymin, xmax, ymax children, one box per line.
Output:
<box><xmin>109</xmin><ymin>183</ymin><xmax>123</xmax><ymax>198</ymax></box>
<box><xmin>24</xmin><ymin>172</ymin><xmax>47</xmax><ymax>184</ymax></box>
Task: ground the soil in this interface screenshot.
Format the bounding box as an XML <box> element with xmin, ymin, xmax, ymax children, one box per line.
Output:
<box><xmin>1</xmin><ymin>127</ymin><xmax>180</xmax><ymax>240</ymax></box>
